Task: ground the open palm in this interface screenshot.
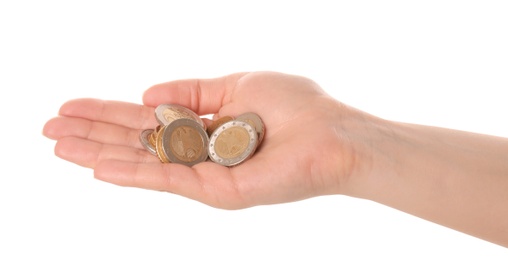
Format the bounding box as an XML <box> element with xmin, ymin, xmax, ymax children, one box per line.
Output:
<box><xmin>43</xmin><ymin>71</ymin><xmax>354</xmax><ymax>209</ymax></box>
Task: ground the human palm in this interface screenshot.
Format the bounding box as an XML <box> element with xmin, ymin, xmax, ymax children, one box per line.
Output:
<box><xmin>43</xmin><ymin>71</ymin><xmax>353</xmax><ymax>209</ymax></box>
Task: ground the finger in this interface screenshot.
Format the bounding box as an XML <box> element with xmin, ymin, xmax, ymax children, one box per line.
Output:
<box><xmin>58</xmin><ymin>98</ymin><xmax>158</xmax><ymax>130</ymax></box>
<box><xmin>94</xmin><ymin>160</ymin><xmax>251</xmax><ymax>209</ymax></box>
<box><xmin>55</xmin><ymin>136</ymin><xmax>159</xmax><ymax>168</ymax></box>
<box><xmin>142</xmin><ymin>72</ymin><xmax>249</xmax><ymax>116</ymax></box>
<box><xmin>44</xmin><ymin>116</ymin><xmax>147</xmax><ymax>149</ymax></box>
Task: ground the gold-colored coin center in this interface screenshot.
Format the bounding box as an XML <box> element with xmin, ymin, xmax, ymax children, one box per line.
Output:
<box><xmin>170</xmin><ymin>126</ymin><xmax>204</xmax><ymax>162</ymax></box>
<box><xmin>163</xmin><ymin>108</ymin><xmax>192</xmax><ymax>123</ymax></box>
<box><xmin>215</xmin><ymin>126</ymin><xmax>250</xmax><ymax>159</ymax></box>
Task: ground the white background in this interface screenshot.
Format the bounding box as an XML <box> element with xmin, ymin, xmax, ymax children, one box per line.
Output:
<box><xmin>1</xmin><ymin>0</ymin><xmax>507</xmax><ymax>259</ymax></box>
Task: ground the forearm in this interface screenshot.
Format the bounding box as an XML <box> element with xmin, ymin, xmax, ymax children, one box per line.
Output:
<box><xmin>346</xmin><ymin>115</ymin><xmax>508</xmax><ymax>247</ymax></box>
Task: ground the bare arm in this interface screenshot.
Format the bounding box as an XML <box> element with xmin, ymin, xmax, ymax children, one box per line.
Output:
<box><xmin>342</xmin><ymin>114</ymin><xmax>508</xmax><ymax>247</ymax></box>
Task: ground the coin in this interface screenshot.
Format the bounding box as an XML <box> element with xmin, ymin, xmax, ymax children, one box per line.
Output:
<box><xmin>206</xmin><ymin>115</ymin><xmax>234</xmax><ymax>136</ymax></box>
<box><xmin>208</xmin><ymin>120</ymin><xmax>258</xmax><ymax>166</ymax></box>
<box><xmin>139</xmin><ymin>129</ymin><xmax>157</xmax><ymax>156</ymax></box>
<box><xmin>148</xmin><ymin>125</ymin><xmax>162</xmax><ymax>147</ymax></box>
<box><xmin>160</xmin><ymin>118</ymin><xmax>209</xmax><ymax>166</ymax></box>
<box><xmin>155</xmin><ymin>125</ymin><xmax>170</xmax><ymax>163</ymax></box>
<box><xmin>149</xmin><ymin>132</ymin><xmax>156</xmax><ymax>147</ymax></box>
<box><xmin>155</xmin><ymin>104</ymin><xmax>205</xmax><ymax>129</ymax></box>
<box><xmin>236</xmin><ymin>112</ymin><xmax>265</xmax><ymax>145</ymax></box>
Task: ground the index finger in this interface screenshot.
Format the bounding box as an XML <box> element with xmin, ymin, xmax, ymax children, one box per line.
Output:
<box><xmin>142</xmin><ymin>72</ymin><xmax>248</xmax><ymax>115</ymax></box>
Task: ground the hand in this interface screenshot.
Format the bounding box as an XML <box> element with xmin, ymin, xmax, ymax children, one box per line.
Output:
<box><xmin>43</xmin><ymin>71</ymin><xmax>363</xmax><ymax>209</ymax></box>
<box><xmin>43</xmin><ymin>71</ymin><xmax>508</xmax><ymax>246</ymax></box>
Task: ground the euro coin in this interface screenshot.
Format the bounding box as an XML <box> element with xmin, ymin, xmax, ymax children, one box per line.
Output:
<box><xmin>139</xmin><ymin>129</ymin><xmax>157</xmax><ymax>156</ymax></box>
<box><xmin>148</xmin><ymin>125</ymin><xmax>161</xmax><ymax>147</ymax></box>
<box><xmin>160</xmin><ymin>118</ymin><xmax>209</xmax><ymax>166</ymax></box>
<box><xmin>206</xmin><ymin>115</ymin><xmax>234</xmax><ymax>136</ymax></box>
<box><xmin>155</xmin><ymin>125</ymin><xmax>170</xmax><ymax>163</ymax></box>
<box><xmin>236</xmin><ymin>112</ymin><xmax>265</xmax><ymax>145</ymax></box>
<box><xmin>208</xmin><ymin>120</ymin><xmax>258</xmax><ymax>166</ymax></box>
<box><xmin>155</xmin><ymin>104</ymin><xmax>205</xmax><ymax>129</ymax></box>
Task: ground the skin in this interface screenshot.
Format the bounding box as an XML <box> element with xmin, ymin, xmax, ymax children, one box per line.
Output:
<box><xmin>42</xmin><ymin>71</ymin><xmax>508</xmax><ymax>247</ymax></box>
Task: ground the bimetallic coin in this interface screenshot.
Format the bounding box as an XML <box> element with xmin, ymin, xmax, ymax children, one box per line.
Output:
<box><xmin>155</xmin><ymin>125</ymin><xmax>170</xmax><ymax>163</ymax></box>
<box><xmin>139</xmin><ymin>129</ymin><xmax>157</xmax><ymax>156</ymax></box>
<box><xmin>208</xmin><ymin>120</ymin><xmax>258</xmax><ymax>166</ymax></box>
<box><xmin>149</xmin><ymin>125</ymin><xmax>163</xmax><ymax>147</ymax></box>
<box><xmin>149</xmin><ymin>131</ymin><xmax>157</xmax><ymax>147</ymax></box>
<box><xmin>206</xmin><ymin>115</ymin><xmax>234</xmax><ymax>136</ymax></box>
<box><xmin>236</xmin><ymin>112</ymin><xmax>265</xmax><ymax>145</ymax></box>
<box><xmin>160</xmin><ymin>118</ymin><xmax>209</xmax><ymax>166</ymax></box>
<box><xmin>155</xmin><ymin>104</ymin><xmax>205</xmax><ymax>129</ymax></box>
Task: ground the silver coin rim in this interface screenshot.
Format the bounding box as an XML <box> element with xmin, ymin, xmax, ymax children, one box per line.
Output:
<box><xmin>139</xmin><ymin>129</ymin><xmax>157</xmax><ymax>156</ymax></box>
<box><xmin>154</xmin><ymin>104</ymin><xmax>205</xmax><ymax>128</ymax></box>
<box><xmin>208</xmin><ymin>120</ymin><xmax>258</xmax><ymax>166</ymax></box>
<box><xmin>161</xmin><ymin>118</ymin><xmax>209</xmax><ymax>167</ymax></box>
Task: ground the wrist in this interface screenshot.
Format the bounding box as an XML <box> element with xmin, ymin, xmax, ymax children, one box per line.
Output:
<box><xmin>329</xmin><ymin>104</ymin><xmax>398</xmax><ymax>199</ymax></box>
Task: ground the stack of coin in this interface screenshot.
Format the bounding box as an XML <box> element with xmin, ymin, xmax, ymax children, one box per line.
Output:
<box><xmin>139</xmin><ymin>104</ymin><xmax>265</xmax><ymax>167</ymax></box>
